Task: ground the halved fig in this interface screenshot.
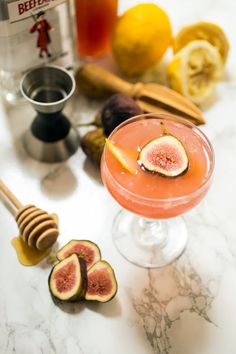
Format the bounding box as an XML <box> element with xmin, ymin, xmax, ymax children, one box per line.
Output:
<box><xmin>139</xmin><ymin>135</ymin><xmax>189</xmax><ymax>177</ymax></box>
<box><xmin>56</xmin><ymin>240</ymin><xmax>101</xmax><ymax>269</ymax></box>
<box><xmin>85</xmin><ymin>260</ymin><xmax>118</xmax><ymax>302</ymax></box>
<box><xmin>49</xmin><ymin>254</ymin><xmax>87</xmax><ymax>302</ymax></box>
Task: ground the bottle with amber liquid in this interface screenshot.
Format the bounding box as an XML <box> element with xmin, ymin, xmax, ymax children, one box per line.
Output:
<box><xmin>0</xmin><ymin>0</ymin><xmax>75</xmax><ymax>103</ymax></box>
<box><xmin>75</xmin><ymin>0</ymin><xmax>118</xmax><ymax>58</ymax></box>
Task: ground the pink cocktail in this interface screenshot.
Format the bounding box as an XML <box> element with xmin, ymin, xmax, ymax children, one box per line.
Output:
<box><xmin>101</xmin><ymin>114</ymin><xmax>214</xmax><ymax>268</ymax></box>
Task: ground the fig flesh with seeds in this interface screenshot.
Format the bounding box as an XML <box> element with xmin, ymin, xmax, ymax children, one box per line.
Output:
<box><xmin>56</xmin><ymin>240</ymin><xmax>101</xmax><ymax>269</ymax></box>
<box><xmin>49</xmin><ymin>254</ymin><xmax>87</xmax><ymax>302</ymax></box>
<box><xmin>85</xmin><ymin>260</ymin><xmax>118</xmax><ymax>302</ymax></box>
<box><xmin>139</xmin><ymin>135</ymin><xmax>189</xmax><ymax>177</ymax></box>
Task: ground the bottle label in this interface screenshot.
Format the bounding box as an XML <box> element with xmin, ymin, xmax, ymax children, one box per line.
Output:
<box><xmin>0</xmin><ymin>1</ymin><xmax>73</xmax><ymax>73</ymax></box>
<box><xmin>8</xmin><ymin>0</ymin><xmax>66</xmax><ymax>23</ymax></box>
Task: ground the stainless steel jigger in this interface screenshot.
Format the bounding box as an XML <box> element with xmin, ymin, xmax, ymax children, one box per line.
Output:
<box><xmin>20</xmin><ymin>66</ymin><xmax>80</xmax><ymax>163</ymax></box>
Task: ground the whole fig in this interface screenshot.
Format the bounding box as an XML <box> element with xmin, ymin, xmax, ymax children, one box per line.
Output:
<box><xmin>101</xmin><ymin>94</ymin><xmax>142</xmax><ymax>136</ymax></box>
<box><xmin>81</xmin><ymin>128</ymin><xmax>106</xmax><ymax>166</ymax></box>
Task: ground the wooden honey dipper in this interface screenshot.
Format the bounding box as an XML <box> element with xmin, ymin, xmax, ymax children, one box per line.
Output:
<box><xmin>0</xmin><ymin>179</ymin><xmax>59</xmax><ymax>250</ymax></box>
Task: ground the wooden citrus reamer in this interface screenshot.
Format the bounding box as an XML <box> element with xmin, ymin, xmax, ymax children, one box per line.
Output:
<box><xmin>0</xmin><ymin>179</ymin><xmax>59</xmax><ymax>250</ymax></box>
<box><xmin>75</xmin><ymin>64</ymin><xmax>205</xmax><ymax>125</ymax></box>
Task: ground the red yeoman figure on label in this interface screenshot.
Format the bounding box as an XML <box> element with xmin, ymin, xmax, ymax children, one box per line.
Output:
<box><xmin>30</xmin><ymin>11</ymin><xmax>52</xmax><ymax>58</ymax></box>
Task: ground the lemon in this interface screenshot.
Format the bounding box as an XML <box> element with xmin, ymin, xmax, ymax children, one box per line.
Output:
<box><xmin>105</xmin><ymin>139</ymin><xmax>137</xmax><ymax>174</ymax></box>
<box><xmin>168</xmin><ymin>40</ymin><xmax>223</xmax><ymax>105</ymax></box>
<box><xmin>173</xmin><ymin>21</ymin><xmax>229</xmax><ymax>64</ymax></box>
<box><xmin>112</xmin><ymin>3</ymin><xmax>172</xmax><ymax>77</ymax></box>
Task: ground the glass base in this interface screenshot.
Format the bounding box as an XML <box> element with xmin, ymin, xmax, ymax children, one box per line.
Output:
<box><xmin>112</xmin><ymin>210</ymin><xmax>188</xmax><ymax>268</ymax></box>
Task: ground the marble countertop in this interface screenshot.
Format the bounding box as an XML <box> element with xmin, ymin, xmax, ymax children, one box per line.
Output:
<box><xmin>1</xmin><ymin>0</ymin><xmax>236</xmax><ymax>353</ymax></box>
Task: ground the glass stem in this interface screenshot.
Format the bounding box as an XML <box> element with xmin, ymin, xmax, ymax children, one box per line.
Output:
<box><xmin>138</xmin><ymin>218</ymin><xmax>167</xmax><ymax>247</ymax></box>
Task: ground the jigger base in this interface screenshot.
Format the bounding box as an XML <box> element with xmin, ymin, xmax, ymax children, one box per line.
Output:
<box><xmin>23</xmin><ymin>126</ymin><xmax>80</xmax><ymax>163</ymax></box>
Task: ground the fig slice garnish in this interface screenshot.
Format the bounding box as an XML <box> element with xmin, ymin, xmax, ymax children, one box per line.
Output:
<box><xmin>139</xmin><ymin>130</ymin><xmax>189</xmax><ymax>177</ymax></box>
<box><xmin>105</xmin><ymin>138</ymin><xmax>138</xmax><ymax>174</ymax></box>
<box><xmin>85</xmin><ymin>260</ymin><xmax>118</xmax><ymax>302</ymax></box>
<box><xmin>56</xmin><ymin>240</ymin><xmax>101</xmax><ymax>269</ymax></box>
<box><xmin>48</xmin><ymin>254</ymin><xmax>87</xmax><ymax>302</ymax></box>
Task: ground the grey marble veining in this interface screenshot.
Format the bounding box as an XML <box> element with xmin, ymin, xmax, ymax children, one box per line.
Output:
<box><xmin>1</xmin><ymin>0</ymin><xmax>236</xmax><ymax>353</ymax></box>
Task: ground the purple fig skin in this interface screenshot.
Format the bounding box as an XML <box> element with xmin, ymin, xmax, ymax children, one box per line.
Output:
<box><xmin>78</xmin><ymin>257</ymin><xmax>88</xmax><ymax>300</ymax></box>
<box><xmin>101</xmin><ymin>94</ymin><xmax>142</xmax><ymax>136</ymax></box>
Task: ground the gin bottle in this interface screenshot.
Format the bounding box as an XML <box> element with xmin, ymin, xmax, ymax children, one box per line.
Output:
<box><xmin>0</xmin><ymin>0</ymin><xmax>75</xmax><ymax>103</ymax></box>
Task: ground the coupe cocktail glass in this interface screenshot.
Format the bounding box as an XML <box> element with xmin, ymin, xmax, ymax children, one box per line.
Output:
<box><xmin>101</xmin><ymin>113</ymin><xmax>214</xmax><ymax>268</ymax></box>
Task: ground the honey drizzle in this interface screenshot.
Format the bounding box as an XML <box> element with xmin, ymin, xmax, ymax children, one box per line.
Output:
<box><xmin>11</xmin><ymin>213</ymin><xmax>58</xmax><ymax>266</ymax></box>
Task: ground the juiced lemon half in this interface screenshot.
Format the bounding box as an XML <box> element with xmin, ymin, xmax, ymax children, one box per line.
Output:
<box><xmin>173</xmin><ymin>21</ymin><xmax>229</xmax><ymax>64</ymax></box>
<box><xmin>168</xmin><ymin>40</ymin><xmax>223</xmax><ymax>104</ymax></box>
